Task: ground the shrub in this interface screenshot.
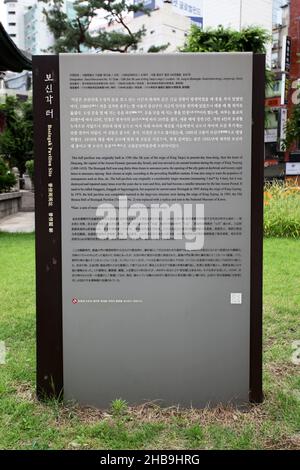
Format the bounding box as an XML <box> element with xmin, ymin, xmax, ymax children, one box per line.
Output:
<box><xmin>25</xmin><ymin>159</ymin><xmax>34</xmax><ymax>182</ymax></box>
<box><xmin>0</xmin><ymin>96</ymin><xmax>33</xmax><ymax>174</ymax></box>
<box><xmin>182</xmin><ymin>25</ymin><xmax>270</xmax><ymax>53</ymax></box>
<box><xmin>264</xmin><ymin>182</ymin><xmax>300</xmax><ymax>238</ymax></box>
<box><xmin>0</xmin><ymin>157</ymin><xmax>16</xmax><ymax>193</ymax></box>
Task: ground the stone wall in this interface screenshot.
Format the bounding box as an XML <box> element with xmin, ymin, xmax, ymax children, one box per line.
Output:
<box><xmin>20</xmin><ymin>190</ymin><xmax>34</xmax><ymax>212</ymax></box>
<box><xmin>0</xmin><ymin>192</ymin><xmax>22</xmax><ymax>219</ymax></box>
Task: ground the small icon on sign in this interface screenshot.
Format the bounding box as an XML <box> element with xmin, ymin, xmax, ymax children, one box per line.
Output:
<box><xmin>72</xmin><ymin>298</ymin><xmax>78</xmax><ymax>304</ymax></box>
<box><xmin>230</xmin><ymin>293</ymin><xmax>242</xmax><ymax>304</ymax></box>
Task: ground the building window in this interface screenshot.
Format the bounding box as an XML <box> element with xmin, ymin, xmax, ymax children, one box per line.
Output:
<box><xmin>8</xmin><ymin>23</ymin><xmax>16</xmax><ymax>26</ymax></box>
<box><xmin>10</xmin><ymin>34</ymin><xmax>16</xmax><ymax>38</ymax></box>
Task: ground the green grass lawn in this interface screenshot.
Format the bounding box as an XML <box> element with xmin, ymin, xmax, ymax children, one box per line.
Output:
<box><xmin>0</xmin><ymin>233</ymin><xmax>299</xmax><ymax>450</ymax></box>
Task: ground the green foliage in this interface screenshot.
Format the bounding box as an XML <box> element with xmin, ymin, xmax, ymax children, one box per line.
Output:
<box><xmin>265</xmin><ymin>69</ymin><xmax>275</xmax><ymax>91</ymax></box>
<box><xmin>183</xmin><ymin>424</ymin><xmax>204</xmax><ymax>448</ymax></box>
<box><xmin>40</xmin><ymin>0</ymin><xmax>151</xmax><ymax>53</ymax></box>
<box><xmin>264</xmin><ymin>182</ymin><xmax>300</xmax><ymax>238</ymax></box>
<box><xmin>182</xmin><ymin>25</ymin><xmax>271</xmax><ymax>53</ymax></box>
<box><xmin>110</xmin><ymin>398</ymin><xmax>128</xmax><ymax>417</ymax></box>
<box><xmin>182</xmin><ymin>24</ymin><xmax>273</xmax><ymax>120</ymax></box>
<box><xmin>0</xmin><ymin>97</ymin><xmax>33</xmax><ymax>174</ymax></box>
<box><xmin>283</xmin><ymin>53</ymin><xmax>300</xmax><ymax>150</ymax></box>
<box><xmin>0</xmin><ymin>157</ymin><xmax>16</xmax><ymax>193</ymax></box>
<box><xmin>86</xmin><ymin>26</ymin><xmax>146</xmax><ymax>53</ymax></box>
<box><xmin>25</xmin><ymin>160</ymin><xmax>34</xmax><ymax>182</ymax></box>
<box><xmin>284</xmin><ymin>100</ymin><xmax>300</xmax><ymax>151</ymax></box>
<box><xmin>148</xmin><ymin>43</ymin><xmax>170</xmax><ymax>53</ymax></box>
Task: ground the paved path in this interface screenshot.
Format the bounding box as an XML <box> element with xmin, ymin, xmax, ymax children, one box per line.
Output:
<box><xmin>0</xmin><ymin>212</ymin><xmax>35</xmax><ymax>233</ymax></box>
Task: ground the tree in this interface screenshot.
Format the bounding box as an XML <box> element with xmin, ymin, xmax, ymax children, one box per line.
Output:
<box><xmin>284</xmin><ymin>54</ymin><xmax>300</xmax><ymax>151</ymax></box>
<box><xmin>148</xmin><ymin>43</ymin><xmax>170</xmax><ymax>53</ymax></box>
<box><xmin>0</xmin><ymin>97</ymin><xmax>33</xmax><ymax>175</ymax></box>
<box><xmin>181</xmin><ymin>24</ymin><xmax>271</xmax><ymax>54</ymax></box>
<box><xmin>0</xmin><ymin>157</ymin><xmax>16</xmax><ymax>193</ymax></box>
<box><xmin>182</xmin><ymin>24</ymin><xmax>273</xmax><ymax>125</ymax></box>
<box><xmin>40</xmin><ymin>0</ymin><xmax>151</xmax><ymax>53</ymax></box>
<box><xmin>284</xmin><ymin>95</ymin><xmax>300</xmax><ymax>150</ymax></box>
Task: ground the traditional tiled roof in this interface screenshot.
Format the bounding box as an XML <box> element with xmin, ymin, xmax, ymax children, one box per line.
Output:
<box><xmin>0</xmin><ymin>22</ymin><xmax>32</xmax><ymax>72</ymax></box>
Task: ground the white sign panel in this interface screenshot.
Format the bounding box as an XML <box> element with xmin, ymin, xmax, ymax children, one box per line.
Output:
<box><xmin>33</xmin><ymin>53</ymin><xmax>265</xmax><ymax>408</ymax></box>
<box><xmin>286</xmin><ymin>162</ymin><xmax>300</xmax><ymax>176</ymax></box>
<box><xmin>264</xmin><ymin>128</ymin><xmax>277</xmax><ymax>143</ymax></box>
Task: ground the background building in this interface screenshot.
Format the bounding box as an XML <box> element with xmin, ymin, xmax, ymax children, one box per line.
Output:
<box><xmin>203</xmin><ymin>0</ymin><xmax>272</xmax><ymax>32</ymax></box>
<box><xmin>264</xmin><ymin>1</ymin><xmax>290</xmax><ymax>173</ymax></box>
<box><xmin>1</xmin><ymin>0</ymin><xmax>75</xmax><ymax>95</ymax></box>
<box><xmin>121</xmin><ymin>1</ymin><xmax>193</xmax><ymax>52</ymax></box>
<box><xmin>2</xmin><ymin>0</ymin><xmax>75</xmax><ymax>55</ymax></box>
<box><xmin>287</xmin><ymin>0</ymin><xmax>300</xmax><ymax>152</ymax></box>
<box><xmin>2</xmin><ymin>1</ymin><xmax>274</xmax><ymax>56</ymax></box>
<box><xmin>3</xmin><ymin>0</ymin><xmax>32</xmax><ymax>50</ymax></box>
<box><xmin>95</xmin><ymin>1</ymin><xmax>273</xmax><ymax>57</ymax></box>
<box><xmin>24</xmin><ymin>2</ymin><xmax>53</xmax><ymax>55</ymax></box>
<box><xmin>203</xmin><ymin>0</ymin><xmax>273</xmax><ymax>64</ymax></box>
<box><xmin>265</xmin><ymin>0</ymin><xmax>300</xmax><ymax>175</ymax></box>
<box><xmin>273</xmin><ymin>0</ymin><xmax>284</xmax><ymax>23</ymax></box>
<box><xmin>0</xmin><ymin>20</ymin><xmax>32</xmax><ymax>100</ymax></box>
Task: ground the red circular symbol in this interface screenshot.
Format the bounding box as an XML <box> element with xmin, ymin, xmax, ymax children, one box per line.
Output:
<box><xmin>72</xmin><ymin>298</ymin><xmax>78</xmax><ymax>304</ymax></box>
